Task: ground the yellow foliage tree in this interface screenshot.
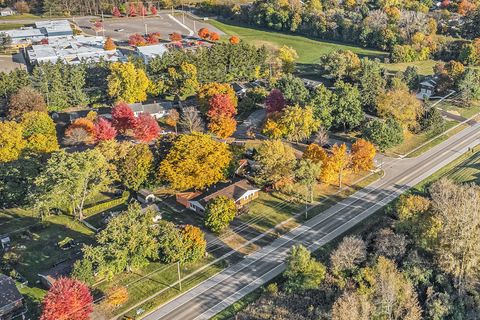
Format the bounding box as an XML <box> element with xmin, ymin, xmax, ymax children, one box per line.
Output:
<box><xmin>208</xmin><ymin>115</ymin><xmax>237</xmax><ymax>139</ymax></box>
<box><xmin>376</xmin><ymin>89</ymin><xmax>424</xmax><ymax>132</ymax></box>
<box><xmin>107</xmin><ymin>62</ymin><xmax>150</xmax><ymax>103</ymax></box>
<box><xmin>262</xmin><ymin>117</ymin><xmax>285</xmax><ymax>139</ymax></box>
<box><xmin>0</xmin><ymin>121</ymin><xmax>25</xmax><ymax>163</ymax></box>
<box><xmin>277</xmin><ymin>45</ymin><xmax>298</xmax><ymax>74</ymax></box>
<box><xmin>321</xmin><ymin>144</ymin><xmax>351</xmax><ymax>188</ymax></box>
<box><xmin>351</xmin><ymin>139</ymin><xmax>376</xmax><ymax>172</ymax></box>
<box><xmin>303</xmin><ymin>143</ymin><xmax>328</xmax><ymax>165</ymax></box>
<box><xmin>159</xmin><ymin>132</ymin><xmax>232</xmax><ymax>190</ymax></box>
<box><xmin>104</xmin><ymin>37</ymin><xmax>117</xmax><ymax>50</ymax></box>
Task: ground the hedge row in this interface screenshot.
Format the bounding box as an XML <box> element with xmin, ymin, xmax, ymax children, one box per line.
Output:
<box><xmin>82</xmin><ymin>191</ymin><xmax>130</xmax><ymax>217</ymax></box>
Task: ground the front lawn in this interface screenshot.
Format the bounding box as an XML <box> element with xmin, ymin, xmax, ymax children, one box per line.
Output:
<box><xmin>0</xmin><ymin>23</ymin><xmax>25</xmax><ymax>30</ymax></box>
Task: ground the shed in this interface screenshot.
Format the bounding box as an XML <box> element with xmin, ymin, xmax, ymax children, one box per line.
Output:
<box><xmin>0</xmin><ymin>274</ymin><xmax>25</xmax><ymax>319</ymax></box>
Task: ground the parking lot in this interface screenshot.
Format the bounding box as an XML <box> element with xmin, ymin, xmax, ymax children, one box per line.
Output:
<box><xmin>74</xmin><ymin>13</ymin><xmax>224</xmax><ymax>41</ymax></box>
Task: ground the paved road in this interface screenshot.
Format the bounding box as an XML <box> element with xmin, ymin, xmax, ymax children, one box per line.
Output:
<box><xmin>143</xmin><ymin>123</ymin><xmax>480</xmax><ymax>320</ymax></box>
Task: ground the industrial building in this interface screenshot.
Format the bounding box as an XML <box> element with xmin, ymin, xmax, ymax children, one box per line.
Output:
<box><xmin>1</xmin><ymin>20</ymin><xmax>73</xmax><ymax>47</ymax></box>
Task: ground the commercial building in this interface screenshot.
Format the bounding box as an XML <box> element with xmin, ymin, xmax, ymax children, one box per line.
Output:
<box><xmin>136</xmin><ymin>43</ymin><xmax>169</xmax><ymax>63</ymax></box>
<box><xmin>27</xmin><ymin>36</ymin><xmax>125</xmax><ymax>65</ymax></box>
<box><xmin>1</xmin><ymin>20</ymin><xmax>73</xmax><ymax>47</ymax></box>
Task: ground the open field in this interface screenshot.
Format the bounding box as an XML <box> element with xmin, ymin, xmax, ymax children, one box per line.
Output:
<box><xmin>0</xmin><ymin>22</ymin><xmax>25</xmax><ymax>30</ymax></box>
<box><xmin>209</xmin><ymin>19</ymin><xmax>437</xmax><ymax>76</ymax></box>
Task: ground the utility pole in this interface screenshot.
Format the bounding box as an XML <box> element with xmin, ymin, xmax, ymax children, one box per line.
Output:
<box><xmin>177</xmin><ymin>261</ymin><xmax>182</xmax><ymax>291</ymax></box>
<box><xmin>193</xmin><ymin>20</ymin><xmax>196</xmax><ymax>33</ymax></box>
<box><xmin>145</xmin><ymin>23</ymin><xmax>148</xmax><ymax>35</ymax></box>
<box><xmin>305</xmin><ymin>187</ymin><xmax>308</xmax><ymax>220</ymax></box>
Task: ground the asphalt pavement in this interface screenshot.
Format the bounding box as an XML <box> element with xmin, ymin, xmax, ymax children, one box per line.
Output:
<box><xmin>142</xmin><ymin>122</ymin><xmax>480</xmax><ymax>320</ymax></box>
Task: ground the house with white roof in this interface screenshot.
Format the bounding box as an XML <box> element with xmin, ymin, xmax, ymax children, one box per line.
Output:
<box><xmin>0</xmin><ymin>7</ymin><xmax>15</xmax><ymax>16</ymax></box>
<box><xmin>136</xmin><ymin>44</ymin><xmax>169</xmax><ymax>63</ymax></box>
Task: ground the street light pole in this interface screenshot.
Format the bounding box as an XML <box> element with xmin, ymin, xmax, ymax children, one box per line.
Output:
<box><xmin>177</xmin><ymin>261</ymin><xmax>182</xmax><ymax>291</ymax></box>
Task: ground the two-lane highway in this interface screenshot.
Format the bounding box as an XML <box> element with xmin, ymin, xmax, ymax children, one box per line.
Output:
<box><xmin>143</xmin><ymin>122</ymin><xmax>480</xmax><ymax>320</ymax></box>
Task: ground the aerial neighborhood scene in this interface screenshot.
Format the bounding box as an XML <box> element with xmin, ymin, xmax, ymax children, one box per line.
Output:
<box><xmin>1</xmin><ymin>0</ymin><xmax>480</xmax><ymax>319</ymax></box>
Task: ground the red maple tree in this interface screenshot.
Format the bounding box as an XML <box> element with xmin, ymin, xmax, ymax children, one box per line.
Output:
<box><xmin>128</xmin><ymin>3</ymin><xmax>137</xmax><ymax>16</ymax></box>
<box><xmin>112</xmin><ymin>6</ymin><xmax>121</xmax><ymax>17</ymax></box>
<box><xmin>150</xmin><ymin>5</ymin><xmax>158</xmax><ymax>15</ymax></box>
<box><xmin>207</xmin><ymin>94</ymin><xmax>237</xmax><ymax>119</ymax></box>
<box><xmin>134</xmin><ymin>113</ymin><xmax>160</xmax><ymax>142</ymax></box>
<box><xmin>266</xmin><ymin>89</ymin><xmax>286</xmax><ymax>113</ymax></box>
<box><xmin>146</xmin><ymin>32</ymin><xmax>161</xmax><ymax>44</ymax></box>
<box><xmin>40</xmin><ymin>278</ymin><xmax>93</xmax><ymax>320</ymax></box>
<box><xmin>94</xmin><ymin>117</ymin><xmax>117</xmax><ymax>142</ymax></box>
<box><xmin>138</xmin><ymin>3</ymin><xmax>147</xmax><ymax>16</ymax></box>
<box><xmin>198</xmin><ymin>28</ymin><xmax>210</xmax><ymax>39</ymax></box>
<box><xmin>112</xmin><ymin>102</ymin><xmax>136</xmax><ymax>133</ymax></box>
<box><xmin>129</xmin><ymin>33</ymin><xmax>147</xmax><ymax>46</ymax></box>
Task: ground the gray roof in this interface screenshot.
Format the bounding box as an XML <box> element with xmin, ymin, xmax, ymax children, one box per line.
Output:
<box><xmin>0</xmin><ymin>274</ymin><xmax>22</xmax><ymax>308</ymax></box>
<box><xmin>129</xmin><ymin>101</ymin><xmax>173</xmax><ymax>114</ymax></box>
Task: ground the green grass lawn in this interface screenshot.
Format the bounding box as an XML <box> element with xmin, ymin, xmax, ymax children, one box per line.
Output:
<box><xmin>210</xmin><ymin>19</ymin><xmax>437</xmax><ymax>76</ymax></box>
<box><xmin>0</xmin><ymin>13</ymin><xmax>40</xmax><ymax>20</ymax></box>
<box><xmin>209</xmin><ymin>20</ymin><xmax>387</xmax><ymax>64</ymax></box>
<box><xmin>0</xmin><ymin>23</ymin><xmax>25</xmax><ymax>30</ymax></box>
<box><xmin>436</xmin><ymin>100</ymin><xmax>480</xmax><ymax>119</ymax></box>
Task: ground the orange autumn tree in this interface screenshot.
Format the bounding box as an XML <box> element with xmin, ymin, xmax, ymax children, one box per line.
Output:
<box><xmin>208</xmin><ymin>115</ymin><xmax>237</xmax><ymax>139</ymax></box>
<box><xmin>351</xmin><ymin>139</ymin><xmax>376</xmax><ymax>172</ymax></box>
<box><xmin>197</xmin><ymin>82</ymin><xmax>237</xmax><ymax>113</ymax></box>
<box><xmin>198</xmin><ymin>27</ymin><xmax>210</xmax><ymax>39</ymax></box>
<box><xmin>170</xmin><ymin>32</ymin><xmax>182</xmax><ymax>42</ymax></box>
<box><xmin>229</xmin><ymin>36</ymin><xmax>240</xmax><ymax>44</ymax></box>
<box><xmin>209</xmin><ymin>32</ymin><xmax>220</xmax><ymax>41</ymax></box>
<box><xmin>104</xmin><ymin>37</ymin><xmax>116</xmax><ymax>51</ymax></box>
<box><xmin>321</xmin><ymin>143</ymin><xmax>350</xmax><ymax>188</ymax></box>
<box><xmin>302</xmin><ymin>143</ymin><xmax>328</xmax><ymax>165</ymax></box>
<box><xmin>65</xmin><ymin>118</ymin><xmax>96</xmax><ymax>144</ymax></box>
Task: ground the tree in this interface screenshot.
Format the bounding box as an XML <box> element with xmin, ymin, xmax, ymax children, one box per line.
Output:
<box><xmin>0</xmin><ymin>33</ymin><xmax>12</xmax><ymax>52</ymax></box>
<box><xmin>104</xmin><ymin>37</ymin><xmax>116</xmax><ymax>50</ymax></box>
<box><xmin>8</xmin><ymin>86</ymin><xmax>47</xmax><ymax>119</ymax></box>
<box><xmin>111</xmin><ymin>102</ymin><xmax>136</xmax><ymax>133</ymax></box>
<box><xmin>0</xmin><ymin>121</ymin><xmax>25</xmax><ymax>163</ymax></box>
<box><xmin>308</xmin><ymin>84</ymin><xmax>334</xmax><ymax>129</ymax></box>
<box><xmin>104</xmin><ymin>286</ymin><xmax>128</xmax><ymax>308</ymax></box>
<box><xmin>376</xmin><ymin>88</ymin><xmax>424</xmax><ymax>131</ymax></box>
<box><xmin>295</xmin><ymin>159</ymin><xmax>321</xmax><ymax>203</ymax></box>
<box><xmin>165</xmin><ymin>62</ymin><xmax>199</xmax><ymax>101</ymax></box>
<box><xmin>197</xmin><ymin>82</ymin><xmax>237</xmax><ymax>113</ymax></box>
<box><xmin>14</xmin><ymin>1</ymin><xmax>30</xmax><ymax>13</ymax></box>
<box><xmin>180</xmin><ymin>107</ymin><xmax>204</xmax><ymax>133</ymax></box>
<box><xmin>21</xmin><ymin>111</ymin><xmax>58</xmax><ymax>153</ymax></box>
<box><xmin>208</xmin><ymin>115</ymin><xmax>237</xmax><ymax>139</ymax></box>
<box><xmin>229</xmin><ymin>36</ymin><xmax>240</xmax><ymax>44</ymax></box>
<box><xmin>277</xmin><ymin>45</ymin><xmax>298</xmax><ymax>74</ymax></box>
<box><xmin>428</xmin><ymin>179</ymin><xmax>480</xmax><ymax>293</ymax></box>
<box><xmin>330</xmin><ymin>236</ymin><xmax>367</xmax><ymax>274</ymax></box>
<box><xmin>157</xmin><ymin>221</ymin><xmax>186</xmax><ymax>263</ymax></box>
<box><xmin>128</xmin><ymin>3</ymin><xmax>137</xmax><ymax>16</ymax></box>
<box><xmin>265</xmin><ymin>89</ymin><xmax>286</xmax><ymax>113</ymax></box>
<box><xmin>362</xmin><ymin>118</ymin><xmax>404</xmax><ymax>151</ymax></box>
<box><xmin>96</xmin><ymin>203</ymin><xmax>159</xmax><ymax>273</ymax></box>
<box><xmin>128</xmin><ymin>34</ymin><xmax>147</xmax><ymax>46</ymax></box>
<box><xmin>63</xmin><ymin>127</ymin><xmax>91</xmax><ymax>146</ymax></box>
<box><xmin>165</xmin><ymin>109</ymin><xmax>180</xmax><ymax>133</ymax></box>
<box><xmin>150</xmin><ymin>5</ymin><xmax>158</xmax><ymax>15</ymax></box>
<box><xmin>40</xmin><ymin>278</ymin><xmax>93</xmax><ymax>320</ymax></box>
<box><xmin>331</xmin><ymin>81</ymin><xmax>364</xmax><ymax>131</ymax></box>
<box><xmin>198</xmin><ymin>27</ymin><xmax>210</xmax><ymax>39</ymax></box>
<box><xmin>322</xmin><ymin>143</ymin><xmax>350</xmax><ymax>188</ymax></box>
<box><xmin>207</xmin><ymin>93</ymin><xmax>237</xmax><ymax>119</ymax></box>
<box><xmin>303</xmin><ymin>143</ymin><xmax>328</xmax><ymax>164</ymax></box>
<box><xmin>278</xmin><ymin>105</ymin><xmax>318</xmax><ymax>143</ymax></box>
<box><xmin>275</xmin><ymin>74</ymin><xmax>309</xmax><ymax>105</ymax></box>
<box><xmin>169</xmin><ymin>32</ymin><xmax>182</xmax><ymax>42</ymax></box>
<box><xmin>320</xmin><ymin>50</ymin><xmax>361</xmax><ymax>81</ymax></box>
<box><xmin>373</xmin><ymin>228</ymin><xmax>407</xmax><ymax>261</ymax></box>
<box><xmin>209</xmin><ymin>32</ymin><xmax>220</xmax><ymax>41</ymax></box>
<box><xmin>458</xmin><ymin>68</ymin><xmax>480</xmax><ymax>102</ymax></box>
<box><xmin>133</xmin><ymin>113</ymin><xmax>160</xmax><ymax>142</ymax></box>
<box><xmin>283</xmin><ymin>245</ymin><xmax>326</xmax><ymax>292</ymax></box>
<box><xmin>181</xmin><ymin>225</ymin><xmax>207</xmax><ymax>262</ymax></box>
<box><xmin>159</xmin><ymin>133</ymin><xmax>232</xmax><ymax>190</ymax></box>
<box><xmin>112</xmin><ymin>6</ymin><xmax>121</xmax><ymax>17</ymax></box>
<box><xmin>332</xmin><ymin>291</ymin><xmax>372</xmax><ymax>320</ymax></box>
<box><xmin>146</xmin><ymin>32</ymin><xmax>161</xmax><ymax>44</ymax></box>
<box><xmin>108</xmin><ymin>62</ymin><xmax>150</xmax><ymax>103</ymax></box>
<box><xmin>254</xmin><ymin>140</ymin><xmax>297</xmax><ymax>188</ymax></box>
<box><xmin>34</xmin><ymin>149</ymin><xmax>111</xmax><ymax>220</ymax></box>
<box><xmin>204</xmin><ymin>196</ymin><xmax>237</xmax><ymax>233</ymax></box>
<box><xmin>351</xmin><ymin>139</ymin><xmax>376</xmax><ymax>172</ymax></box>
<box><xmin>117</xmin><ymin>143</ymin><xmax>153</xmax><ymax>190</ymax></box>
<box><xmin>358</xmin><ymin>58</ymin><xmax>386</xmax><ymax>112</ymax></box>
<box><xmin>94</xmin><ymin>117</ymin><xmax>117</xmax><ymax>142</ymax></box>
<box><xmin>65</xmin><ymin>118</ymin><xmax>95</xmax><ymax>144</ymax></box>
